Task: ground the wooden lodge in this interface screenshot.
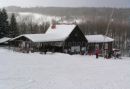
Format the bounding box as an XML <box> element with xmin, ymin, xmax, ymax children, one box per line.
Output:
<box><xmin>10</xmin><ymin>24</ymin><xmax>88</xmax><ymax>54</ymax></box>
<box><xmin>9</xmin><ymin>24</ymin><xmax>114</xmax><ymax>55</ymax></box>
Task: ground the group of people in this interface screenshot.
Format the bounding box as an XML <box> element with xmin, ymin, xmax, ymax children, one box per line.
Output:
<box><xmin>95</xmin><ymin>48</ymin><xmax>121</xmax><ymax>59</ymax></box>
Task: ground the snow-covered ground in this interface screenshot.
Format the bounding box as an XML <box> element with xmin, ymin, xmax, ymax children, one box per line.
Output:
<box><xmin>0</xmin><ymin>47</ymin><xmax>130</xmax><ymax>89</ymax></box>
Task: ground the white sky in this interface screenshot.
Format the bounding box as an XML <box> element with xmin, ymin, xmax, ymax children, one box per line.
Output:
<box><xmin>0</xmin><ymin>0</ymin><xmax>130</xmax><ymax>8</ymax></box>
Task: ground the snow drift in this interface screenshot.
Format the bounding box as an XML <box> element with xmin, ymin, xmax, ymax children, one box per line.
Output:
<box><xmin>0</xmin><ymin>48</ymin><xmax>130</xmax><ymax>89</ymax></box>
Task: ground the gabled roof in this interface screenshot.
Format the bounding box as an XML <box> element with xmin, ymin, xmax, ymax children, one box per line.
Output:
<box><xmin>0</xmin><ymin>37</ymin><xmax>11</xmax><ymax>44</ymax></box>
<box><xmin>46</xmin><ymin>24</ymin><xmax>76</xmax><ymax>37</ymax></box>
<box><xmin>85</xmin><ymin>35</ymin><xmax>114</xmax><ymax>43</ymax></box>
<box><xmin>11</xmin><ymin>24</ymin><xmax>77</xmax><ymax>43</ymax></box>
<box><xmin>11</xmin><ymin>33</ymin><xmax>68</xmax><ymax>42</ymax></box>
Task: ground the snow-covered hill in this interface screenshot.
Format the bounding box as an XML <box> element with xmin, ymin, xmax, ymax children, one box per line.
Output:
<box><xmin>8</xmin><ymin>12</ymin><xmax>61</xmax><ymax>25</ymax></box>
<box><xmin>0</xmin><ymin>47</ymin><xmax>130</xmax><ymax>89</ymax></box>
<box><xmin>8</xmin><ymin>12</ymin><xmax>82</xmax><ymax>25</ymax></box>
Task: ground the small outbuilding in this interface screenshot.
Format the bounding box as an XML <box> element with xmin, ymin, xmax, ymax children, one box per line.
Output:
<box><xmin>85</xmin><ymin>35</ymin><xmax>114</xmax><ymax>55</ymax></box>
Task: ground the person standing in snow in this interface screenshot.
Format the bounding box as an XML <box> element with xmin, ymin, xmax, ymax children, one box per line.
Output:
<box><xmin>108</xmin><ymin>50</ymin><xmax>113</xmax><ymax>59</ymax></box>
<box><xmin>44</xmin><ymin>49</ymin><xmax>47</xmax><ymax>54</ymax></box>
<box><xmin>95</xmin><ymin>48</ymin><xmax>99</xmax><ymax>59</ymax></box>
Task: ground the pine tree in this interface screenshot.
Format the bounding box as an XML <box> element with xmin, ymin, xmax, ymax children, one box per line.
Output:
<box><xmin>0</xmin><ymin>9</ymin><xmax>10</xmax><ymax>38</ymax></box>
<box><xmin>9</xmin><ymin>13</ymin><xmax>19</xmax><ymax>38</ymax></box>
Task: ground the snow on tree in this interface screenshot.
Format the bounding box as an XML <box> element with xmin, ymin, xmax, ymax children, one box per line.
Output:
<box><xmin>9</xmin><ymin>13</ymin><xmax>19</xmax><ymax>38</ymax></box>
<box><xmin>0</xmin><ymin>9</ymin><xmax>10</xmax><ymax>38</ymax></box>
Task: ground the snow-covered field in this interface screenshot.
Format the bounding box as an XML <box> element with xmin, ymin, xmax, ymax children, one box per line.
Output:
<box><xmin>0</xmin><ymin>48</ymin><xmax>130</xmax><ymax>89</ymax></box>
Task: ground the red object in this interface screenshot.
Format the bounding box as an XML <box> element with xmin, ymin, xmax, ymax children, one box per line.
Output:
<box><xmin>51</xmin><ymin>24</ymin><xmax>56</xmax><ymax>29</ymax></box>
<box><xmin>96</xmin><ymin>49</ymin><xmax>99</xmax><ymax>54</ymax></box>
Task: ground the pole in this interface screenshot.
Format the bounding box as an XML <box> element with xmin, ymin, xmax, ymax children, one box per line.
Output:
<box><xmin>128</xmin><ymin>16</ymin><xmax>130</xmax><ymax>57</ymax></box>
<box><xmin>102</xmin><ymin>8</ymin><xmax>115</xmax><ymax>59</ymax></box>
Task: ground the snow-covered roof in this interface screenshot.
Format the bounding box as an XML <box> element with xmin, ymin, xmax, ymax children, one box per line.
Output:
<box><xmin>11</xmin><ymin>33</ymin><xmax>69</xmax><ymax>42</ymax></box>
<box><xmin>46</xmin><ymin>24</ymin><xmax>76</xmax><ymax>36</ymax></box>
<box><xmin>85</xmin><ymin>35</ymin><xmax>114</xmax><ymax>43</ymax></box>
<box><xmin>0</xmin><ymin>37</ymin><xmax>11</xmax><ymax>44</ymax></box>
<box><xmin>11</xmin><ymin>24</ymin><xmax>76</xmax><ymax>43</ymax></box>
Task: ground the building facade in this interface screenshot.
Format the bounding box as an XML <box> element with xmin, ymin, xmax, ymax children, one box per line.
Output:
<box><xmin>10</xmin><ymin>24</ymin><xmax>88</xmax><ymax>53</ymax></box>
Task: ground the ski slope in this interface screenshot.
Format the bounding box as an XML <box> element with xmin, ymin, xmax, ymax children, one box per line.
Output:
<box><xmin>8</xmin><ymin>12</ymin><xmax>61</xmax><ymax>25</ymax></box>
<box><xmin>0</xmin><ymin>48</ymin><xmax>130</xmax><ymax>89</ymax></box>
<box><xmin>8</xmin><ymin>12</ymin><xmax>82</xmax><ymax>25</ymax></box>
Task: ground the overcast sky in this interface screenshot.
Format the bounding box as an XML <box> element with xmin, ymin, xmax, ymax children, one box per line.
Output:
<box><xmin>0</xmin><ymin>0</ymin><xmax>130</xmax><ymax>8</ymax></box>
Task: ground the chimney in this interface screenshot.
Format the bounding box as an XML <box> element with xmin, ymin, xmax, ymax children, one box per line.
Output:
<box><xmin>51</xmin><ymin>24</ymin><xmax>56</xmax><ymax>29</ymax></box>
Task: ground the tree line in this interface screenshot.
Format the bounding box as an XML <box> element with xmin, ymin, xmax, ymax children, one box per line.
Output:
<box><xmin>5</xmin><ymin>6</ymin><xmax>130</xmax><ymax>19</ymax></box>
<box><xmin>0</xmin><ymin>8</ymin><xmax>50</xmax><ymax>38</ymax></box>
<box><xmin>78</xmin><ymin>20</ymin><xmax>130</xmax><ymax>56</ymax></box>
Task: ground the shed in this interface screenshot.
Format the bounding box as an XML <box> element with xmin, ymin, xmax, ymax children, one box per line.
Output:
<box><xmin>85</xmin><ymin>35</ymin><xmax>114</xmax><ymax>55</ymax></box>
